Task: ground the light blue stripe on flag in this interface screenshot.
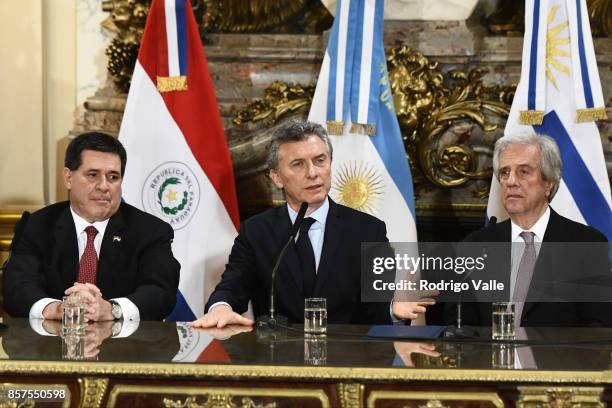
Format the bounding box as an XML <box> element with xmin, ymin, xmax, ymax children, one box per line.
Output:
<box><xmin>534</xmin><ymin>111</ymin><xmax>612</xmax><ymax>242</ymax></box>
<box><xmin>326</xmin><ymin>0</ymin><xmax>342</xmax><ymax>122</ymax></box>
<box><xmin>350</xmin><ymin>1</ymin><xmax>365</xmax><ymax>123</ymax></box>
<box><xmin>175</xmin><ymin>0</ymin><xmax>187</xmax><ymax>76</ymax></box>
<box><xmin>370</xmin><ymin>64</ymin><xmax>417</xmax><ymax>217</ymax></box>
<box><xmin>368</xmin><ymin>0</ymin><xmax>384</xmax><ymax>126</ymax></box>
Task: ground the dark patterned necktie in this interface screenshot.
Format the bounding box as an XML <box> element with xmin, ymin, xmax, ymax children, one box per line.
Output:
<box><xmin>513</xmin><ymin>231</ymin><xmax>536</xmax><ymax>326</ymax></box>
<box><xmin>296</xmin><ymin>217</ymin><xmax>317</xmax><ymax>297</ymax></box>
<box><xmin>78</xmin><ymin>226</ymin><xmax>99</xmax><ymax>284</ymax></box>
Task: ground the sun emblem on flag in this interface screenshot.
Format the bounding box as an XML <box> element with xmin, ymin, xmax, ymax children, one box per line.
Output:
<box><xmin>546</xmin><ymin>4</ymin><xmax>570</xmax><ymax>90</ymax></box>
<box><xmin>332</xmin><ymin>161</ymin><xmax>384</xmax><ymax>215</ymax></box>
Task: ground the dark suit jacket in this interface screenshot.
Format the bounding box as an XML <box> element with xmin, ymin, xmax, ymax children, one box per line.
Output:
<box><xmin>206</xmin><ymin>199</ymin><xmax>392</xmax><ymax>324</ymax></box>
<box><xmin>459</xmin><ymin>208</ymin><xmax>612</xmax><ymax>327</ymax></box>
<box><xmin>3</xmin><ymin>201</ymin><xmax>180</xmax><ymax>320</ymax></box>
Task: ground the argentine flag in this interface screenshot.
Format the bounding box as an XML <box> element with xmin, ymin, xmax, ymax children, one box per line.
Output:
<box><xmin>119</xmin><ymin>0</ymin><xmax>240</xmax><ymax>321</ymax></box>
<box><xmin>487</xmin><ymin>0</ymin><xmax>611</xmax><ymax>242</ymax></box>
<box><xmin>308</xmin><ymin>0</ymin><xmax>417</xmax><ymax>243</ymax></box>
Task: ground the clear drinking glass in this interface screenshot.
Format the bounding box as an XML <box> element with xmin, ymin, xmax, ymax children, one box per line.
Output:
<box><xmin>61</xmin><ymin>333</ymin><xmax>85</xmax><ymax>360</ymax></box>
<box><xmin>492</xmin><ymin>343</ymin><xmax>515</xmax><ymax>369</ymax></box>
<box><xmin>492</xmin><ymin>301</ymin><xmax>515</xmax><ymax>340</ymax></box>
<box><xmin>304</xmin><ymin>333</ymin><xmax>327</xmax><ymax>365</ymax></box>
<box><xmin>62</xmin><ymin>295</ymin><xmax>85</xmax><ymax>336</ymax></box>
<box><xmin>304</xmin><ymin>297</ymin><xmax>327</xmax><ymax>335</ymax></box>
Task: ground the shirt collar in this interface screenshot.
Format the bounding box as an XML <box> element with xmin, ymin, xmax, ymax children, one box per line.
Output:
<box><xmin>287</xmin><ymin>197</ymin><xmax>329</xmax><ymax>230</ymax></box>
<box><xmin>510</xmin><ymin>206</ymin><xmax>550</xmax><ymax>242</ymax></box>
<box><xmin>70</xmin><ymin>206</ymin><xmax>110</xmax><ymax>238</ymax></box>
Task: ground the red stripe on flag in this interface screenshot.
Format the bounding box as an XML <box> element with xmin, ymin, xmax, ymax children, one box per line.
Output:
<box><xmin>137</xmin><ymin>0</ymin><xmax>240</xmax><ymax>229</ymax></box>
<box><xmin>196</xmin><ymin>339</ymin><xmax>231</xmax><ymax>363</ymax></box>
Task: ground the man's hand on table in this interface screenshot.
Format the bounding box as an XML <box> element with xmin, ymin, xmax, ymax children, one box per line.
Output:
<box><xmin>84</xmin><ymin>321</ymin><xmax>114</xmax><ymax>359</ymax></box>
<box><xmin>392</xmin><ymin>299</ymin><xmax>436</xmax><ymax>320</ymax></box>
<box><xmin>191</xmin><ymin>304</ymin><xmax>253</xmax><ymax>329</ymax></box>
<box><xmin>192</xmin><ymin>324</ymin><xmax>253</xmax><ymax>340</ymax></box>
<box><xmin>394</xmin><ymin>341</ymin><xmax>440</xmax><ymax>367</ymax></box>
<box><xmin>64</xmin><ymin>283</ymin><xmax>114</xmax><ymax>322</ymax></box>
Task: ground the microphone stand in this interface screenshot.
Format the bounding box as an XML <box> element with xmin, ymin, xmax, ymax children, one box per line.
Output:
<box><xmin>256</xmin><ymin>202</ymin><xmax>308</xmax><ymax>331</ymax></box>
<box><xmin>445</xmin><ymin>216</ymin><xmax>498</xmax><ymax>338</ymax></box>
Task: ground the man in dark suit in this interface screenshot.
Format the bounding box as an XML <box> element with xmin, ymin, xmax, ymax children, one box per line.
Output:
<box><xmin>192</xmin><ymin>121</ymin><xmax>431</xmax><ymax>328</ymax></box>
<box><xmin>3</xmin><ymin>132</ymin><xmax>180</xmax><ymax>322</ymax></box>
<box><xmin>460</xmin><ymin>132</ymin><xmax>611</xmax><ymax>327</ymax></box>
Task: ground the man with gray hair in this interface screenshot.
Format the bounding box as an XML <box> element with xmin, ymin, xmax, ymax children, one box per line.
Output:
<box><xmin>192</xmin><ymin>120</ymin><xmax>432</xmax><ymax>328</ymax></box>
<box><xmin>461</xmin><ymin>131</ymin><xmax>611</xmax><ymax>327</ymax></box>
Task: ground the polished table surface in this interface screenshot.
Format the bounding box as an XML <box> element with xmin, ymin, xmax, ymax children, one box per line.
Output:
<box><xmin>2</xmin><ymin>318</ymin><xmax>612</xmax><ymax>407</ymax></box>
<box><xmin>2</xmin><ymin>317</ymin><xmax>612</xmax><ymax>373</ymax></box>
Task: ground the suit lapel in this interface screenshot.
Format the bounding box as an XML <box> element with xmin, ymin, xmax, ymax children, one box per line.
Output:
<box><xmin>276</xmin><ymin>205</ymin><xmax>303</xmax><ymax>294</ymax></box>
<box><xmin>97</xmin><ymin>208</ymin><xmax>126</xmax><ymax>293</ymax></box>
<box><xmin>313</xmin><ymin>199</ymin><xmax>342</xmax><ymax>295</ymax></box>
<box><xmin>55</xmin><ymin>208</ymin><xmax>79</xmax><ymax>287</ymax></box>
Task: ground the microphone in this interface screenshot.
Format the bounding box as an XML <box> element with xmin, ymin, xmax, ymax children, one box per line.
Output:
<box><xmin>257</xmin><ymin>202</ymin><xmax>309</xmax><ymax>330</ymax></box>
<box><xmin>446</xmin><ymin>216</ymin><xmax>498</xmax><ymax>339</ymax></box>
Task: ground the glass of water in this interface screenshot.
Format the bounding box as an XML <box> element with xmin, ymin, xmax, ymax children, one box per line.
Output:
<box><xmin>61</xmin><ymin>333</ymin><xmax>85</xmax><ymax>360</ymax></box>
<box><xmin>62</xmin><ymin>295</ymin><xmax>85</xmax><ymax>336</ymax></box>
<box><xmin>492</xmin><ymin>301</ymin><xmax>515</xmax><ymax>340</ymax></box>
<box><xmin>304</xmin><ymin>334</ymin><xmax>327</xmax><ymax>365</ymax></box>
<box><xmin>304</xmin><ymin>297</ymin><xmax>327</xmax><ymax>335</ymax></box>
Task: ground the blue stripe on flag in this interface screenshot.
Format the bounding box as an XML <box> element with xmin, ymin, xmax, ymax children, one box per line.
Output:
<box><xmin>534</xmin><ymin>111</ymin><xmax>612</xmax><ymax>242</ymax></box>
<box><xmin>527</xmin><ymin>0</ymin><xmax>541</xmax><ymax>110</ymax></box>
<box><xmin>165</xmin><ymin>290</ymin><xmax>197</xmax><ymax>321</ymax></box>
<box><xmin>175</xmin><ymin>0</ymin><xmax>188</xmax><ymax>76</ymax></box>
<box><xmin>575</xmin><ymin>0</ymin><xmax>594</xmax><ymax>108</ymax></box>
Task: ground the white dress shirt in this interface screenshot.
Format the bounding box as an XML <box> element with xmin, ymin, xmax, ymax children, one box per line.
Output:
<box><xmin>29</xmin><ymin>207</ymin><xmax>140</xmax><ymax>328</ymax></box>
<box><xmin>509</xmin><ymin>206</ymin><xmax>550</xmax><ymax>298</ymax></box>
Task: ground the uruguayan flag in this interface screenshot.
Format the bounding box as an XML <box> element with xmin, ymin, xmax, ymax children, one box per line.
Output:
<box><xmin>487</xmin><ymin>0</ymin><xmax>611</xmax><ymax>242</ymax></box>
<box><xmin>308</xmin><ymin>0</ymin><xmax>417</xmax><ymax>243</ymax></box>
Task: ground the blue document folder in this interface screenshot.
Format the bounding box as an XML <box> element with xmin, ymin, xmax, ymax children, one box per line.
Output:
<box><xmin>366</xmin><ymin>325</ymin><xmax>446</xmax><ymax>340</ymax></box>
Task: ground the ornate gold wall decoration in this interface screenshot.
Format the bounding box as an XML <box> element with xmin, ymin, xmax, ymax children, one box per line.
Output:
<box><xmin>587</xmin><ymin>0</ymin><xmax>612</xmax><ymax>37</ymax></box>
<box><xmin>162</xmin><ymin>395</ymin><xmax>275</xmax><ymax>408</ymax></box>
<box><xmin>517</xmin><ymin>386</ymin><xmax>605</xmax><ymax>408</ymax></box>
<box><xmin>101</xmin><ymin>1</ymin><xmax>331</xmax><ymax>92</ymax></box>
<box><xmin>486</xmin><ymin>0</ymin><xmax>611</xmax><ymax>37</ymax></box>
<box><xmin>201</xmin><ymin>0</ymin><xmax>332</xmax><ymax>34</ymax></box>
<box><xmin>337</xmin><ymin>383</ymin><xmax>364</xmax><ymax>408</ymax></box>
<box><xmin>77</xmin><ymin>377</ymin><xmax>108</xmax><ymax>408</ymax></box>
<box><xmin>387</xmin><ymin>46</ymin><xmax>514</xmax><ymax>191</ymax></box>
<box><xmin>232</xmin><ymin>82</ymin><xmax>315</xmax><ymax>125</ymax></box>
<box><xmin>418</xmin><ymin>400</ymin><xmax>450</xmax><ymax>408</ymax></box>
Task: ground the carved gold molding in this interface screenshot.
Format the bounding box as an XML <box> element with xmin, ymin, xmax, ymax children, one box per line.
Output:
<box><xmin>486</xmin><ymin>0</ymin><xmax>611</xmax><ymax>37</ymax></box>
<box><xmin>162</xmin><ymin>395</ymin><xmax>275</xmax><ymax>408</ymax></box>
<box><xmin>387</xmin><ymin>46</ymin><xmax>513</xmax><ymax>192</ymax></box>
<box><xmin>367</xmin><ymin>391</ymin><xmax>504</xmax><ymax>408</ymax></box>
<box><xmin>1</xmin><ymin>361</ymin><xmax>612</xmax><ymax>384</ymax></box>
<box><xmin>517</xmin><ymin>386</ymin><xmax>605</xmax><ymax>408</ymax></box>
<box><xmin>77</xmin><ymin>377</ymin><xmax>108</xmax><ymax>408</ymax></box>
<box><xmin>232</xmin><ymin>82</ymin><xmax>315</xmax><ymax>126</ymax></box>
<box><xmin>337</xmin><ymin>383</ymin><xmax>364</xmax><ymax>408</ymax></box>
<box><xmin>106</xmin><ymin>385</ymin><xmax>329</xmax><ymax>408</ymax></box>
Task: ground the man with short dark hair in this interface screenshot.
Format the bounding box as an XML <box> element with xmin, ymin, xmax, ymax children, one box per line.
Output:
<box><xmin>192</xmin><ymin>120</ymin><xmax>431</xmax><ymax>328</ymax></box>
<box><xmin>3</xmin><ymin>132</ymin><xmax>180</xmax><ymax>322</ymax></box>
